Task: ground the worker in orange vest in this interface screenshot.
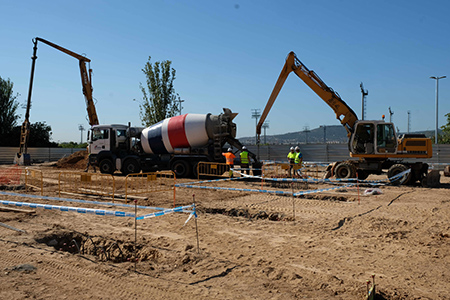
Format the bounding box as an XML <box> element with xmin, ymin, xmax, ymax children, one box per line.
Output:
<box><xmin>222</xmin><ymin>147</ymin><xmax>236</xmax><ymax>177</ymax></box>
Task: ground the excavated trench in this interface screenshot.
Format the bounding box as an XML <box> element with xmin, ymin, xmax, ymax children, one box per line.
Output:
<box><xmin>202</xmin><ymin>207</ymin><xmax>287</xmax><ymax>221</ymax></box>
<box><xmin>201</xmin><ymin>191</ymin><xmax>351</xmax><ymax>221</ymax></box>
<box><xmin>35</xmin><ymin>231</ymin><xmax>159</xmax><ymax>263</ymax></box>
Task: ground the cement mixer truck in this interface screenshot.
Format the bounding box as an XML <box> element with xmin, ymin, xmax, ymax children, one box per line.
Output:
<box><xmin>87</xmin><ymin>108</ymin><xmax>259</xmax><ymax>177</ymax></box>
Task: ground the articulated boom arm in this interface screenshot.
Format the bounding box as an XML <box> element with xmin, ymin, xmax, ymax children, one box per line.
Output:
<box><xmin>257</xmin><ymin>51</ymin><xmax>358</xmax><ymax>140</ymax></box>
<box><xmin>34</xmin><ymin>37</ymin><xmax>99</xmax><ymax>126</ymax></box>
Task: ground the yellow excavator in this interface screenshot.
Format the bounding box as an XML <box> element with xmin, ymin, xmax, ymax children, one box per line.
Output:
<box><xmin>14</xmin><ymin>37</ymin><xmax>99</xmax><ymax>165</ymax></box>
<box><xmin>257</xmin><ymin>51</ymin><xmax>434</xmax><ymax>185</ymax></box>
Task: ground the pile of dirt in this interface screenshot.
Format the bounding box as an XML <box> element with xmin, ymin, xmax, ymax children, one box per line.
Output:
<box><xmin>55</xmin><ymin>150</ymin><xmax>88</xmax><ymax>170</ymax></box>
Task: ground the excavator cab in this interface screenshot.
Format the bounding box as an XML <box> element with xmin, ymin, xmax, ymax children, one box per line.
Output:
<box><xmin>350</xmin><ymin>121</ymin><xmax>397</xmax><ymax>156</ymax></box>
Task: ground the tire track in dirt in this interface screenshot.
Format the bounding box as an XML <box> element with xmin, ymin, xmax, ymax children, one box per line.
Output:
<box><xmin>0</xmin><ymin>243</ymin><xmax>203</xmax><ymax>299</ymax></box>
<box><xmin>244</xmin><ymin>195</ymin><xmax>349</xmax><ymax>216</ymax></box>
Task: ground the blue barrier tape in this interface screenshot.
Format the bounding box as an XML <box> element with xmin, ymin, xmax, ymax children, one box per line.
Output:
<box><xmin>178</xmin><ymin>168</ymin><xmax>411</xmax><ymax>192</ymax></box>
<box><xmin>178</xmin><ymin>176</ymin><xmax>243</xmax><ymax>187</ymax></box>
<box><xmin>0</xmin><ymin>192</ymin><xmax>197</xmax><ymax>224</ymax></box>
<box><xmin>293</xmin><ymin>183</ymin><xmax>355</xmax><ymax>196</ymax></box>
<box><xmin>176</xmin><ymin>184</ymin><xmax>294</xmax><ymax>195</ymax></box>
<box><xmin>0</xmin><ymin>199</ymin><xmax>135</xmax><ymax>218</ymax></box>
<box><xmin>0</xmin><ymin>191</ymin><xmax>169</xmax><ymax>211</ymax></box>
<box><xmin>136</xmin><ymin>204</ymin><xmax>195</xmax><ymax>220</ymax></box>
<box><xmin>233</xmin><ymin>168</ymin><xmax>411</xmax><ymax>185</ymax></box>
<box><xmin>176</xmin><ymin>182</ymin><xmax>355</xmax><ymax>196</ymax></box>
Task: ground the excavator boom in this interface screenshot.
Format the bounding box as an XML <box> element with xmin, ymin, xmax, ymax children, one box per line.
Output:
<box><xmin>257</xmin><ymin>51</ymin><xmax>358</xmax><ymax>139</ymax></box>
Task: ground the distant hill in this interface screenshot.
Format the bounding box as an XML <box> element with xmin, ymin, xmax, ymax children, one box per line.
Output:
<box><xmin>238</xmin><ymin>125</ymin><xmax>438</xmax><ymax>145</ymax></box>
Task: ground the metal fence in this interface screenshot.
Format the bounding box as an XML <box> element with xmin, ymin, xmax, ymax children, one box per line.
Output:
<box><xmin>0</xmin><ymin>147</ymin><xmax>79</xmax><ymax>164</ymax></box>
<box><xmin>1</xmin><ymin>144</ymin><xmax>450</xmax><ymax>168</ymax></box>
<box><xmin>247</xmin><ymin>144</ymin><xmax>450</xmax><ymax>167</ymax></box>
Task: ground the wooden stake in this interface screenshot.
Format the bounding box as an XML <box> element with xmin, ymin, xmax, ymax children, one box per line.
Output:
<box><xmin>134</xmin><ymin>199</ymin><xmax>137</xmax><ymax>272</ymax></box>
<box><xmin>291</xmin><ymin>182</ymin><xmax>295</xmax><ymax>222</ymax></box>
<box><xmin>193</xmin><ymin>194</ymin><xmax>200</xmax><ymax>254</ymax></box>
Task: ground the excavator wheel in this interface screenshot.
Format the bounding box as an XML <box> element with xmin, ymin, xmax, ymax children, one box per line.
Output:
<box><xmin>387</xmin><ymin>164</ymin><xmax>412</xmax><ymax>185</ymax></box>
<box><xmin>334</xmin><ymin>162</ymin><xmax>357</xmax><ymax>179</ymax></box>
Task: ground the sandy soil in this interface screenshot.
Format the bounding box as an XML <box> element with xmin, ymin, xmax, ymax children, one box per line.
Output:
<box><xmin>0</xmin><ymin>158</ymin><xmax>449</xmax><ymax>300</ymax></box>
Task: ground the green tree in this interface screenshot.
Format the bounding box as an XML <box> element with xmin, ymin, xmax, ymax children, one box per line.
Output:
<box><xmin>7</xmin><ymin>122</ymin><xmax>58</xmax><ymax>147</ymax></box>
<box><xmin>440</xmin><ymin>112</ymin><xmax>450</xmax><ymax>144</ymax></box>
<box><xmin>59</xmin><ymin>142</ymin><xmax>88</xmax><ymax>148</ymax></box>
<box><xmin>28</xmin><ymin>122</ymin><xmax>58</xmax><ymax>147</ymax></box>
<box><xmin>0</xmin><ymin>76</ymin><xmax>20</xmax><ymax>146</ymax></box>
<box><xmin>138</xmin><ymin>56</ymin><xmax>180</xmax><ymax>126</ymax></box>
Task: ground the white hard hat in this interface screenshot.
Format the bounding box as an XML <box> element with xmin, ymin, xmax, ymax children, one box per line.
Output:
<box><xmin>242</xmin><ymin>146</ymin><xmax>247</xmax><ymax>150</ymax></box>
<box><xmin>290</xmin><ymin>147</ymin><xmax>294</xmax><ymax>151</ymax></box>
<box><xmin>227</xmin><ymin>148</ymin><xmax>233</xmax><ymax>152</ymax></box>
<box><xmin>295</xmin><ymin>146</ymin><xmax>299</xmax><ymax>150</ymax></box>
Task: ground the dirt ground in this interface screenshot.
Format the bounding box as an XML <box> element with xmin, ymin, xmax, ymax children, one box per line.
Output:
<box><xmin>0</xmin><ymin>155</ymin><xmax>450</xmax><ymax>299</ymax></box>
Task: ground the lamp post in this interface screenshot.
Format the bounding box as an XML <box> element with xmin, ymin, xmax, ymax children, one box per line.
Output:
<box><xmin>78</xmin><ymin>124</ymin><xmax>85</xmax><ymax>144</ymax></box>
<box><xmin>430</xmin><ymin>76</ymin><xmax>446</xmax><ymax>144</ymax></box>
<box><xmin>175</xmin><ymin>98</ymin><xmax>185</xmax><ymax>115</ymax></box>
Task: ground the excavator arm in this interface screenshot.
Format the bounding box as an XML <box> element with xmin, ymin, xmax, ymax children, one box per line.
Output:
<box><xmin>257</xmin><ymin>51</ymin><xmax>358</xmax><ymax>141</ymax></box>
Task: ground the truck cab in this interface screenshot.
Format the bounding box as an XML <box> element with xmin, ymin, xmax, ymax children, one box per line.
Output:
<box><xmin>88</xmin><ymin>124</ymin><xmax>128</xmax><ymax>155</ymax></box>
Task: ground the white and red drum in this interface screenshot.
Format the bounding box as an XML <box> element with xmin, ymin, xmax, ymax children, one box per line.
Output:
<box><xmin>141</xmin><ymin>114</ymin><xmax>210</xmax><ymax>154</ymax></box>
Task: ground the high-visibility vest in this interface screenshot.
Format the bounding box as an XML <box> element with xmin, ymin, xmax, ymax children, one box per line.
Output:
<box><xmin>240</xmin><ymin>151</ymin><xmax>249</xmax><ymax>164</ymax></box>
<box><xmin>287</xmin><ymin>151</ymin><xmax>296</xmax><ymax>163</ymax></box>
<box><xmin>295</xmin><ymin>151</ymin><xmax>303</xmax><ymax>164</ymax></box>
<box><xmin>222</xmin><ymin>152</ymin><xmax>236</xmax><ymax>165</ymax></box>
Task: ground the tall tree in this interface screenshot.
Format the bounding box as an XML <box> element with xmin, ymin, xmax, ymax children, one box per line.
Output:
<box><xmin>0</xmin><ymin>76</ymin><xmax>20</xmax><ymax>146</ymax></box>
<box><xmin>139</xmin><ymin>56</ymin><xmax>179</xmax><ymax>126</ymax></box>
<box><xmin>440</xmin><ymin>112</ymin><xmax>450</xmax><ymax>144</ymax></box>
<box><xmin>8</xmin><ymin>122</ymin><xmax>57</xmax><ymax>147</ymax></box>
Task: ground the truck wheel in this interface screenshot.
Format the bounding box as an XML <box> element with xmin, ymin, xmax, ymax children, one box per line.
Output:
<box><xmin>334</xmin><ymin>162</ymin><xmax>356</xmax><ymax>179</ymax></box>
<box><xmin>99</xmin><ymin>159</ymin><xmax>114</xmax><ymax>175</ymax></box>
<box><xmin>191</xmin><ymin>162</ymin><xmax>199</xmax><ymax>179</ymax></box>
<box><xmin>122</xmin><ymin>159</ymin><xmax>141</xmax><ymax>176</ymax></box>
<box><xmin>171</xmin><ymin>160</ymin><xmax>191</xmax><ymax>178</ymax></box>
<box><xmin>387</xmin><ymin>164</ymin><xmax>411</xmax><ymax>185</ymax></box>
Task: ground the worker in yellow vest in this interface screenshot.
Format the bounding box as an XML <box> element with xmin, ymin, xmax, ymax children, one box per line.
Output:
<box><xmin>294</xmin><ymin>146</ymin><xmax>303</xmax><ymax>177</ymax></box>
<box><xmin>222</xmin><ymin>148</ymin><xmax>236</xmax><ymax>177</ymax></box>
<box><xmin>287</xmin><ymin>146</ymin><xmax>296</xmax><ymax>177</ymax></box>
<box><xmin>240</xmin><ymin>146</ymin><xmax>250</xmax><ymax>175</ymax></box>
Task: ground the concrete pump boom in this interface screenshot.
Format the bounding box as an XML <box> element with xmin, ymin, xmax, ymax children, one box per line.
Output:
<box><xmin>16</xmin><ymin>37</ymin><xmax>99</xmax><ymax>165</ymax></box>
<box><xmin>33</xmin><ymin>37</ymin><xmax>99</xmax><ymax>126</ymax></box>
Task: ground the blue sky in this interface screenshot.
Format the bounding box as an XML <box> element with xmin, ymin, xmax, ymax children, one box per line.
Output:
<box><xmin>1</xmin><ymin>0</ymin><xmax>449</xmax><ymax>143</ymax></box>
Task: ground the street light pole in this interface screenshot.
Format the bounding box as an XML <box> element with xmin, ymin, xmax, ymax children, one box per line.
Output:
<box><xmin>430</xmin><ymin>76</ymin><xmax>446</xmax><ymax>144</ymax></box>
<box><xmin>78</xmin><ymin>124</ymin><xmax>85</xmax><ymax>144</ymax></box>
